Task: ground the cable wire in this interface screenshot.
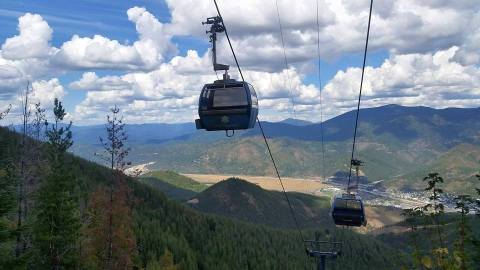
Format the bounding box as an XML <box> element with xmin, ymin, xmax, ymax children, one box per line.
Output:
<box><xmin>316</xmin><ymin>0</ymin><xmax>326</xmax><ymax>183</ymax></box>
<box><xmin>212</xmin><ymin>0</ymin><xmax>307</xmax><ymax>248</ymax></box>
<box><xmin>346</xmin><ymin>0</ymin><xmax>374</xmax><ymax>192</ymax></box>
<box><xmin>274</xmin><ymin>0</ymin><xmax>297</xmax><ymax>119</ymax></box>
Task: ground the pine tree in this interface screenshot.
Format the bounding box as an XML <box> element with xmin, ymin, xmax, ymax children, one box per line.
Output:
<box><xmin>85</xmin><ymin>106</ymin><xmax>136</xmax><ymax>269</ymax></box>
<box><xmin>0</xmin><ymin>106</ymin><xmax>16</xmax><ymax>267</ymax></box>
<box><xmin>470</xmin><ymin>174</ymin><xmax>480</xmax><ymax>267</ymax></box>
<box><xmin>422</xmin><ymin>173</ymin><xmax>449</xmax><ymax>269</ymax></box>
<box><xmin>32</xmin><ymin>102</ymin><xmax>47</xmax><ymax>142</ymax></box>
<box><xmin>453</xmin><ymin>194</ymin><xmax>472</xmax><ymax>270</ymax></box>
<box><xmin>402</xmin><ymin>207</ymin><xmax>425</xmax><ymax>270</ymax></box>
<box><xmin>146</xmin><ymin>248</ymin><xmax>178</xmax><ymax>270</ymax></box>
<box><xmin>32</xmin><ymin>98</ymin><xmax>80</xmax><ymax>269</ymax></box>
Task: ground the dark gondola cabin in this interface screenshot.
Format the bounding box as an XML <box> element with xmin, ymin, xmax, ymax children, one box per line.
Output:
<box><xmin>195</xmin><ymin>76</ymin><xmax>258</xmax><ymax>131</ymax></box>
<box><xmin>196</xmin><ymin>16</ymin><xmax>259</xmax><ymax>133</ymax></box>
<box><xmin>331</xmin><ymin>193</ymin><xmax>366</xmax><ymax>227</ymax></box>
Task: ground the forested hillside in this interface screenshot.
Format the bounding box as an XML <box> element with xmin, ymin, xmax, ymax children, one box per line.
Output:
<box><xmin>0</xmin><ymin>105</ymin><xmax>409</xmax><ymax>269</ymax></box>
<box><xmin>187</xmin><ymin>178</ymin><xmax>333</xmax><ymax>229</ymax></box>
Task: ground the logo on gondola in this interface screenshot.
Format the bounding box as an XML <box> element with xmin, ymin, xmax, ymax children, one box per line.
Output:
<box><xmin>221</xmin><ymin>115</ymin><xmax>230</xmax><ymax>123</ymax></box>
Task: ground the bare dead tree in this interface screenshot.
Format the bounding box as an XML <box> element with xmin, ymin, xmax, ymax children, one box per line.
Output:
<box><xmin>15</xmin><ymin>82</ymin><xmax>32</xmax><ymax>257</ymax></box>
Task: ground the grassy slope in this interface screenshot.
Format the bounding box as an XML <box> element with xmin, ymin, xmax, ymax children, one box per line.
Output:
<box><xmin>143</xmin><ymin>170</ymin><xmax>208</xmax><ymax>193</ymax></box>
<box><xmin>138</xmin><ymin>176</ymin><xmax>197</xmax><ymax>201</ymax></box>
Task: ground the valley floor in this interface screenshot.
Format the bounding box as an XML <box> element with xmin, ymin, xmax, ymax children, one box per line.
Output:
<box><xmin>182</xmin><ymin>173</ymin><xmax>439</xmax><ymax>233</ymax></box>
<box><xmin>183</xmin><ymin>173</ymin><xmax>427</xmax><ymax>208</ymax></box>
<box><xmin>182</xmin><ymin>173</ymin><xmax>326</xmax><ymax>194</ymax></box>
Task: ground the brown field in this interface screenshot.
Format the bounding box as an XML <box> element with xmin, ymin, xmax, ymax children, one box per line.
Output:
<box><xmin>182</xmin><ymin>173</ymin><xmax>328</xmax><ymax>194</ymax></box>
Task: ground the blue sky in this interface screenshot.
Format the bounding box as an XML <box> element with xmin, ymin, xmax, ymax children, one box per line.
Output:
<box><xmin>0</xmin><ymin>0</ymin><xmax>171</xmax><ymax>110</ymax></box>
<box><xmin>0</xmin><ymin>0</ymin><xmax>479</xmax><ymax>125</ymax></box>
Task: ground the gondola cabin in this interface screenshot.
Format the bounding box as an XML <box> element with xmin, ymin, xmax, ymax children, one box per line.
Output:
<box><xmin>195</xmin><ymin>76</ymin><xmax>258</xmax><ymax>131</ymax></box>
<box><xmin>331</xmin><ymin>193</ymin><xmax>366</xmax><ymax>227</ymax></box>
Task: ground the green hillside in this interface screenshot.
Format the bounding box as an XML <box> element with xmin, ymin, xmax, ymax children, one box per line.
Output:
<box><xmin>389</xmin><ymin>143</ymin><xmax>480</xmax><ymax>194</ymax></box>
<box><xmin>128</xmin><ymin>135</ymin><xmax>436</xmax><ymax>181</ymax></box>
<box><xmin>138</xmin><ymin>176</ymin><xmax>197</xmax><ymax>201</ymax></box>
<box><xmin>188</xmin><ymin>177</ymin><xmax>333</xmax><ymax>229</ymax></box>
<box><xmin>143</xmin><ymin>170</ymin><xmax>208</xmax><ymax>193</ymax></box>
<box><xmin>0</xmin><ymin>126</ymin><xmax>409</xmax><ymax>269</ymax></box>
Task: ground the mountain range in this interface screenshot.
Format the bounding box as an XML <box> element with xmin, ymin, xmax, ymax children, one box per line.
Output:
<box><xmin>66</xmin><ymin>104</ymin><xmax>480</xmax><ymax>194</ymax></box>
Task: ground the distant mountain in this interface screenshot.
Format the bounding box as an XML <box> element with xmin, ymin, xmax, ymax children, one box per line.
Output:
<box><xmin>245</xmin><ymin>104</ymin><xmax>480</xmax><ymax>146</ymax></box>
<box><xmin>187</xmin><ymin>177</ymin><xmax>333</xmax><ymax>229</ymax></box>
<box><xmin>69</xmin><ymin>105</ymin><xmax>480</xmax><ymax>194</ymax></box>
<box><xmin>71</xmin><ymin>123</ymin><xmax>197</xmax><ymax>145</ymax></box>
<box><xmin>389</xmin><ymin>143</ymin><xmax>480</xmax><ymax>194</ymax></box>
<box><xmin>278</xmin><ymin>118</ymin><xmax>314</xmax><ymax>126</ymax></box>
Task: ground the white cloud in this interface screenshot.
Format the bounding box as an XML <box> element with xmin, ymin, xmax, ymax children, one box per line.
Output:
<box><xmin>165</xmin><ymin>0</ymin><xmax>480</xmax><ymax>72</ymax></box>
<box><xmin>69</xmin><ymin>72</ymin><xmax>132</xmax><ymax>91</ymax></box>
<box><xmin>452</xmin><ymin>10</ymin><xmax>480</xmax><ymax>65</ymax></box>
<box><xmin>30</xmin><ymin>78</ymin><xmax>66</xmax><ymax>107</ymax></box>
<box><xmin>2</xmin><ymin>3</ymin><xmax>480</xmax><ymax>125</ymax></box>
<box><xmin>69</xmin><ymin>49</ymin><xmax>323</xmax><ymax>124</ymax></box>
<box><xmin>70</xmin><ymin>50</ymin><xmax>213</xmax><ymax>123</ymax></box>
<box><xmin>1</xmin><ymin>13</ymin><xmax>55</xmax><ymax>60</ymax></box>
<box><xmin>53</xmin><ymin>7</ymin><xmax>176</xmax><ymax>70</ymax></box>
<box><xmin>0</xmin><ymin>13</ymin><xmax>59</xmax><ymax>100</ymax></box>
<box><xmin>1</xmin><ymin>7</ymin><xmax>177</xmax><ymax>74</ymax></box>
<box><xmin>323</xmin><ymin>46</ymin><xmax>480</xmax><ymax>117</ymax></box>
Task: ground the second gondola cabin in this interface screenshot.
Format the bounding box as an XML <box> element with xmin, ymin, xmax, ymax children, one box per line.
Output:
<box><xmin>195</xmin><ymin>75</ymin><xmax>258</xmax><ymax>131</ymax></box>
<box><xmin>331</xmin><ymin>193</ymin><xmax>367</xmax><ymax>227</ymax></box>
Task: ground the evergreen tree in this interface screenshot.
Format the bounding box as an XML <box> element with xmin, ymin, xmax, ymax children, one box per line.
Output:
<box><xmin>470</xmin><ymin>174</ymin><xmax>480</xmax><ymax>266</ymax></box>
<box><xmin>421</xmin><ymin>173</ymin><xmax>450</xmax><ymax>270</ymax></box>
<box><xmin>452</xmin><ymin>195</ymin><xmax>472</xmax><ymax>270</ymax></box>
<box><xmin>0</xmin><ymin>107</ymin><xmax>16</xmax><ymax>267</ymax></box>
<box><xmin>85</xmin><ymin>106</ymin><xmax>136</xmax><ymax>269</ymax></box>
<box><xmin>145</xmin><ymin>248</ymin><xmax>179</xmax><ymax>270</ymax></box>
<box><xmin>32</xmin><ymin>102</ymin><xmax>47</xmax><ymax>142</ymax></box>
<box><xmin>402</xmin><ymin>207</ymin><xmax>425</xmax><ymax>269</ymax></box>
<box><xmin>0</xmin><ymin>163</ymin><xmax>16</xmax><ymax>266</ymax></box>
<box><xmin>32</xmin><ymin>98</ymin><xmax>80</xmax><ymax>269</ymax></box>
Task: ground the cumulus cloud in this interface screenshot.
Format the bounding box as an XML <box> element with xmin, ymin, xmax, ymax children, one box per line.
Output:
<box><xmin>30</xmin><ymin>78</ymin><xmax>66</xmax><ymax>107</ymax></box>
<box><xmin>2</xmin><ymin>2</ymin><xmax>480</xmax><ymax>124</ymax></box>
<box><xmin>69</xmin><ymin>44</ymin><xmax>480</xmax><ymax>124</ymax></box>
<box><xmin>323</xmin><ymin>46</ymin><xmax>480</xmax><ymax>116</ymax></box>
<box><xmin>68</xmin><ymin>49</ymin><xmax>324</xmax><ymax>124</ymax></box>
<box><xmin>53</xmin><ymin>7</ymin><xmax>176</xmax><ymax>70</ymax></box>
<box><xmin>165</xmin><ymin>0</ymin><xmax>480</xmax><ymax>71</ymax></box>
<box><xmin>70</xmin><ymin>50</ymin><xmax>212</xmax><ymax>123</ymax></box>
<box><xmin>0</xmin><ymin>14</ymin><xmax>62</xmax><ymax>103</ymax></box>
<box><xmin>1</xmin><ymin>13</ymin><xmax>55</xmax><ymax>60</ymax></box>
<box><xmin>0</xmin><ymin>7</ymin><xmax>177</xmax><ymax>76</ymax></box>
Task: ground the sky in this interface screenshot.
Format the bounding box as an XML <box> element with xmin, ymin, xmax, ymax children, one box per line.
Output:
<box><xmin>0</xmin><ymin>0</ymin><xmax>479</xmax><ymax>125</ymax></box>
